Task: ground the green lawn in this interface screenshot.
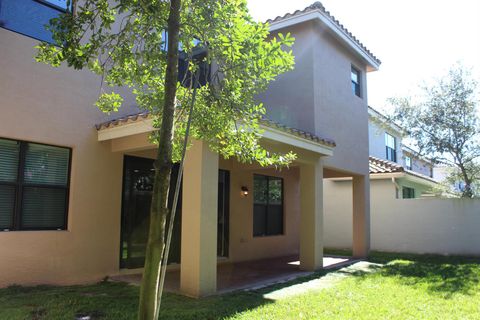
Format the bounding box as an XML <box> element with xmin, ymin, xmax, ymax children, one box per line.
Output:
<box><xmin>1</xmin><ymin>253</ymin><xmax>479</xmax><ymax>319</ymax></box>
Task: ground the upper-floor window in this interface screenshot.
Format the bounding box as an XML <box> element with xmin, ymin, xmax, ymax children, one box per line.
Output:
<box><xmin>351</xmin><ymin>66</ymin><xmax>361</xmax><ymax>97</ymax></box>
<box><xmin>0</xmin><ymin>138</ymin><xmax>71</xmax><ymax>231</ymax></box>
<box><xmin>0</xmin><ymin>0</ymin><xmax>72</xmax><ymax>44</ymax></box>
<box><xmin>402</xmin><ymin>187</ymin><xmax>415</xmax><ymax>199</ymax></box>
<box><xmin>253</xmin><ymin>174</ymin><xmax>283</xmax><ymax>237</ymax></box>
<box><xmin>405</xmin><ymin>156</ymin><xmax>412</xmax><ymax>170</ymax></box>
<box><xmin>385</xmin><ymin>133</ymin><xmax>396</xmax><ymax>162</ymax></box>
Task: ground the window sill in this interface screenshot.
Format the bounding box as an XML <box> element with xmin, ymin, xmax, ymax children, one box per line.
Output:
<box><xmin>0</xmin><ymin>229</ymin><xmax>69</xmax><ymax>233</ymax></box>
<box><xmin>253</xmin><ymin>234</ymin><xmax>285</xmax><ymax>239</ymax></box>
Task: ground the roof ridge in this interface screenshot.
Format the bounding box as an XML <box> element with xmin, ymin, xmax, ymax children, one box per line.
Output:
<box><xmin>266</xmin><ymin>2</ymin><xmax>380</xmax><ymax>65</ymax></box>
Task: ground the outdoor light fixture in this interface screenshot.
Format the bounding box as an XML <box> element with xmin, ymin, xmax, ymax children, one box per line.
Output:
<box><xmin>241</xmin><ymin>186</ymin><xmax>249</xmax><ymax>197</ymax></box>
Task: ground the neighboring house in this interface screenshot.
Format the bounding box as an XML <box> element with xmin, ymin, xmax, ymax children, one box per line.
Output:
<box><xmin>367</xmin><ymin>106</ymin><xmax>436</xmax><ymax>198</ymax></box>
<box><xmin>0</xmin><ymin>2</ymin><xmax>380</xmax><ymax>296</ymax></box>
<box><xmin>324</xmin><ymin>107</ymin><xmax>437</xmax><ymax>250</ymax></box>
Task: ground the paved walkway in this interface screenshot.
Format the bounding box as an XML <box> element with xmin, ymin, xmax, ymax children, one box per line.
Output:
<box><xmin>262</xmin><ymin>261</ymin><xmax>383</xmax><ymax>300</ymax></box>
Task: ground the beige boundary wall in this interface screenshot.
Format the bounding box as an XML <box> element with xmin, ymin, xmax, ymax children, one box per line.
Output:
<box><xmin>324</xmin><ymin>179</ymin><xmax>480</xmax><ymax>256</ymax></box>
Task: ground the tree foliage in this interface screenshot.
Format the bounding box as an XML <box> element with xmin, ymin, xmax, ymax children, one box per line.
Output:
<box><xmin>390</xmin><ymin>65</ymin><xmax>480</xmax><ymax>198</ymax></box>
<box><xmin>35</xmin><ymin>1</ymin><xmax>296</xmax><ymax>319</ymax></box>
<box><xmin>36</xmin><ymin>0</ymin><xmax>296</xmax><ymax>165</ymax></box>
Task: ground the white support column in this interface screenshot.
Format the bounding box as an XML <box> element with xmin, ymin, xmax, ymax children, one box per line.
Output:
<box><xmin>180</xmin><ymin>140</ymin><xmax>218</xmax><ymax>297</ymax></box>
<box><xmin>299</xmin><ymin>158</ymin><xmax>324</xmax><ymax>271</ymax></box>
<box><xmin>352</xmin><ymin>174</ymin><xmax>370</xmax><ymax>258</ymax></box>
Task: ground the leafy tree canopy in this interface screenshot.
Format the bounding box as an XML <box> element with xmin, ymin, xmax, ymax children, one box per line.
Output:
<box><xmin>390</xmin><ymin>64</ymin><xmax>480</xmax><ymax>198</ymax></box>
<box><xmin>36</xmin><ymin>0</ymin><xmax>296</xmax><ymax>166</ymax></box>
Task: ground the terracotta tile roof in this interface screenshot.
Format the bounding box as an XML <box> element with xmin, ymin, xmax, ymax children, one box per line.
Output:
<box><xmin>96</xmin><ymin>112</ymin><xmax>150</xmax><ymax>130</ymax></box>
<box><xmin>369</xmin><ymin>156</ymin><xmax>404</xmax><ymax>174</ymax></box>
<box><xmin>267</xmin><ymin>2</ymin><xmax>381</xmax><ymax>66</ymax></box>
<box><xmin>259</xmin><ymin>118</ymin><xmax>336</xmax><ymax>147</ymax></box>
<box><xmin>96</xmin><ymin>112</ymin><xmax>336</xmax><ymax>148</ymax></box>
<box><xmin>369</xmin><ymin>156</ymin><xmax>437</xmax><ymax>183</ymax></box>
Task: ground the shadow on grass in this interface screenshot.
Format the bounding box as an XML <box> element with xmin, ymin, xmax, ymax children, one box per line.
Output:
<box><xmin>366</xmin><ymin>252</ymin><xmax>480</xmax><ymax>298</ymax></box>
<box><xmin>159</xmin><ymin>291</ymin><xmax>273</xmax><ymax>320</ymax></box>
<box><xmin>0</xmin><ymin>282</ymin><xmax>275</xmax><ymax>320</ymax></box>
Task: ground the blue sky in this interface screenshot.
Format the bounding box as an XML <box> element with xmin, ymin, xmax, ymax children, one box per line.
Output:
<box><xmin>248</xmin><ymin>0</ymin><xmax>480</xmax><ymax>113</ymax></box>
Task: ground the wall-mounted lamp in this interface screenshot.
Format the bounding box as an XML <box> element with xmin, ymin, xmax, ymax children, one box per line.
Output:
<box><xmin>241</xmin><ymin>186</ymin><xmax>249</xmax><ymax>197</ymax></box>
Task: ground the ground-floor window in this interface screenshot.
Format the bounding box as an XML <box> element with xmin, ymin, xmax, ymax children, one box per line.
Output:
<box><xmin>0</xmin><ymin>138</ymin><xmax>71</xmax><ymax>231</ymax></box>
<box><xmin>402</xmin><ymin>186</ymin><xmax>415</xmax><ymax>199</ymax></box>
<box><xmin>253</xmin><ymin>174</ymin><xmax>284</xmax><ymax>237</ymax></box>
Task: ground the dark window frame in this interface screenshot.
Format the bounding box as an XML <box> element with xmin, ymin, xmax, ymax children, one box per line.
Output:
<box><xmin>385</xmin><ymin>133</ymin><xmax>397</xmax><ymax>162</ymax></box>
<box><xmin>351</xmin><ymin>66</ymin><xmax>361</xmax><ymax>97</ymax></box>
<box><xmin>0</xmin><ymin>137</ymin><xmax>71</xmax><ymax>231</ymax></box>
<box><xmin>0</xmin><ymin>0</ymin><xmax>74</xmax><ymax>44</ymax></box>
<box><xmin>253</xmin><ymin>174</ymin><xmax>284</xmax><ymax>237</ymax></box>
<box><xmin>405</xmin><ymin>156</ymin><xmax>412</xmax><ymax>170</ymax></box>
<box><xmin>402</xmin><ymin>187</ymin><xmax>415</xmax><ymax>199</ymax></box>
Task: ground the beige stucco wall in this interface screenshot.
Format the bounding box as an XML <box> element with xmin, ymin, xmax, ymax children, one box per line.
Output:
<box><xmin>372</xmin><ymin>197</ymin><xmax>480</xmax><ymax>256</ymax></box>
<box><xmin>0</xmin><ymin>17</ymin><xmax>348</xmax><ymax>287</ymax></box>
<box><xmin>323</xmin><ymin>179</ymin><xmax>353</xmax><ymax>249</ymax></box>
<box><xmin>312</xmin><ymin>24</ymin><xmax>370</xmax><ymax>176</ymax></box>
<box><xmin>324</xmin><ymin>177</ymin><xmax>480</xmax><ymax>256</ymax></box>
<box><xmin>0</xmin><ymin>28</ymin><xmax>138</xmax><ymax>287</ymax></box>
<box><xmin>219</xmin><ymin>159</ymin><xmax>300</xmax><ymax>262</ymax></box>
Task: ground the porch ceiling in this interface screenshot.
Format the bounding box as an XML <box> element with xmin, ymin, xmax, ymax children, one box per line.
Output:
<box><xmin>96</xmin><ymin>112</ymin><xmax>335</xmax><ymax>156</ymax></box>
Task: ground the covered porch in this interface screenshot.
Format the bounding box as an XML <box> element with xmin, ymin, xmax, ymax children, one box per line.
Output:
<box><xmin>97</xmin><ymin>114</ymin><xmax>369</xmax><ymax>298</ymax></box>
<box><xmin>110</xmin><ymin>254</ymin><xmax>354</xmax><ymax>295</ymax></box>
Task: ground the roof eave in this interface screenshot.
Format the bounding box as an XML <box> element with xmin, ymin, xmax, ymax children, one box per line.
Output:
<box><xmin>260</xmin><ymin>124</ymin><xmax>334</xmax><ymax>156</ymax></box>
<box><xmin>97</xmin><ymin>116</ymin><xmax>335</xmax><ymax>155</ymax></box>
<box><xmin>370</xmin><ymin>171</ymin><xmax>438</xmax><ymax>186</ymax></box>
<box><xmin>268</xmin><ymin>10</ymin><xmax>380</xmax><ymax>71</ymax></box>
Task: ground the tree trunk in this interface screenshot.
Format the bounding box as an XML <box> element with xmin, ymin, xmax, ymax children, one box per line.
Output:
<box><xmin>138</xmin><ymin>0</ymin><xmax>181</xmax><ymax>319</ymax></box>
<box><xmin>459</xmin><ymin>163</ymin><xmax>474</xmax><ymax>198</ymax></box>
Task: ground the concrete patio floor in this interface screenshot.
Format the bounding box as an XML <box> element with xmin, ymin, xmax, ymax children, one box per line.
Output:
<box><xmin>110</xmin><ymin>255</ymin><xmax>356</xmax><ymax>295</ymax></box>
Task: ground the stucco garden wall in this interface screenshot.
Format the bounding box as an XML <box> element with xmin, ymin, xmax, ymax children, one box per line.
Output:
<box><xmin>324</xmin><ymin>179</ymin><xmax>480</xmax><ymax>256</ymax></box>
<box><xmin>371</xmin><ymin>198</ymin><xmax>480</xmax><ymax>256</ymax></box>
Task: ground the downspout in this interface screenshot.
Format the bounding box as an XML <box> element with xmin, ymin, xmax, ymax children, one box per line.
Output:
<box><xmin>392</xmin><ymin>177</ymin><xmax>401</xmax><ymax>199</ymax></box>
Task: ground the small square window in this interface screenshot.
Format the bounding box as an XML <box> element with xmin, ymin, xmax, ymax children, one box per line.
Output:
<box><xmin>351</xmin><ymin>66</ymin><xmax>361</xmax><ymax>97</ymax></box>
<box><xmin>402</xmin><ymin>187</ymin><xmax>415</xmax><ymax>199</ymax></box>
<box><xmin>405</xmin><ymin>156</ymin><xmax>412</xmax><ymax>170</ymax></box>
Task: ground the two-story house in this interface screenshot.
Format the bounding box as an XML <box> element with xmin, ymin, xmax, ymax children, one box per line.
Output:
<box><xmin>323</xmin><ymin>106</ymin><xmax>437</xmax><ymax>249</ymax></box>
<box><xmin>367</xmin><ymin>106</ymin><xmax>436</xmax><ymax>199</ymax></box>
<box><xmin>0</xmin><ymin>1</ymin><xmax>379</xmax><ymax>297</ymax></box>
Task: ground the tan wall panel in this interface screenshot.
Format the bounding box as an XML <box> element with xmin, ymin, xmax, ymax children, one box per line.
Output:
<box><xmin>0</xmin><ymin>28</ymin><xmax>129</xmax><ymax>287</ymax></box>
<box><xmin>220</xmin><ymin>159</ymin><xmax>300</xmax><ymax>262</ymax></box>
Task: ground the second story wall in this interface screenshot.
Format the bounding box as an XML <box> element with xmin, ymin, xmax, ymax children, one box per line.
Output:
<box><xmin>257</xmin><ymin>22</ymin><xmax>316</xmax><ymax>133</ymax></box>
<box><xmin>368</xmin><ymin>120</ymin><xmax>401</xmax><ymax>163</ymax></box>
<box><xmin>260</xmin><ymin>19</ymin><xmax>373</xmax><ymax>176</ymax></box>
<box><xmin>402</xmin><ymin>150</ymin><xmax>434</xmax><ymax>177</ymax></box>
<box><xmin>312</xmin><ymin>22</ymin><xmax>370</xmax><ymax>175</ymax></box>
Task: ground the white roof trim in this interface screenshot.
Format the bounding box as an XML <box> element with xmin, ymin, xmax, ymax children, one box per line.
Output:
<box><xmin>260</xmin><ymin>124</ymin><xmax>334</xmax><ymax>156</ymax></box>
<box><xmin>368</xmin><ymin>107</ymin><xmax>405</xmax><ymax>136</ymax></box>
<box><xmin>97</xmin><ymin>118</ymin><xmax>154</xmax><ymax>141</ymax></box>
<box><xmin>269</xmin><ymin>11</ymin><xmax>380</xmax><ymax>71</ymax></box>
<box><xmin>371</xmin><ymin>172</ymin><xmax>437</xmax><ymax>186</ymax></box>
